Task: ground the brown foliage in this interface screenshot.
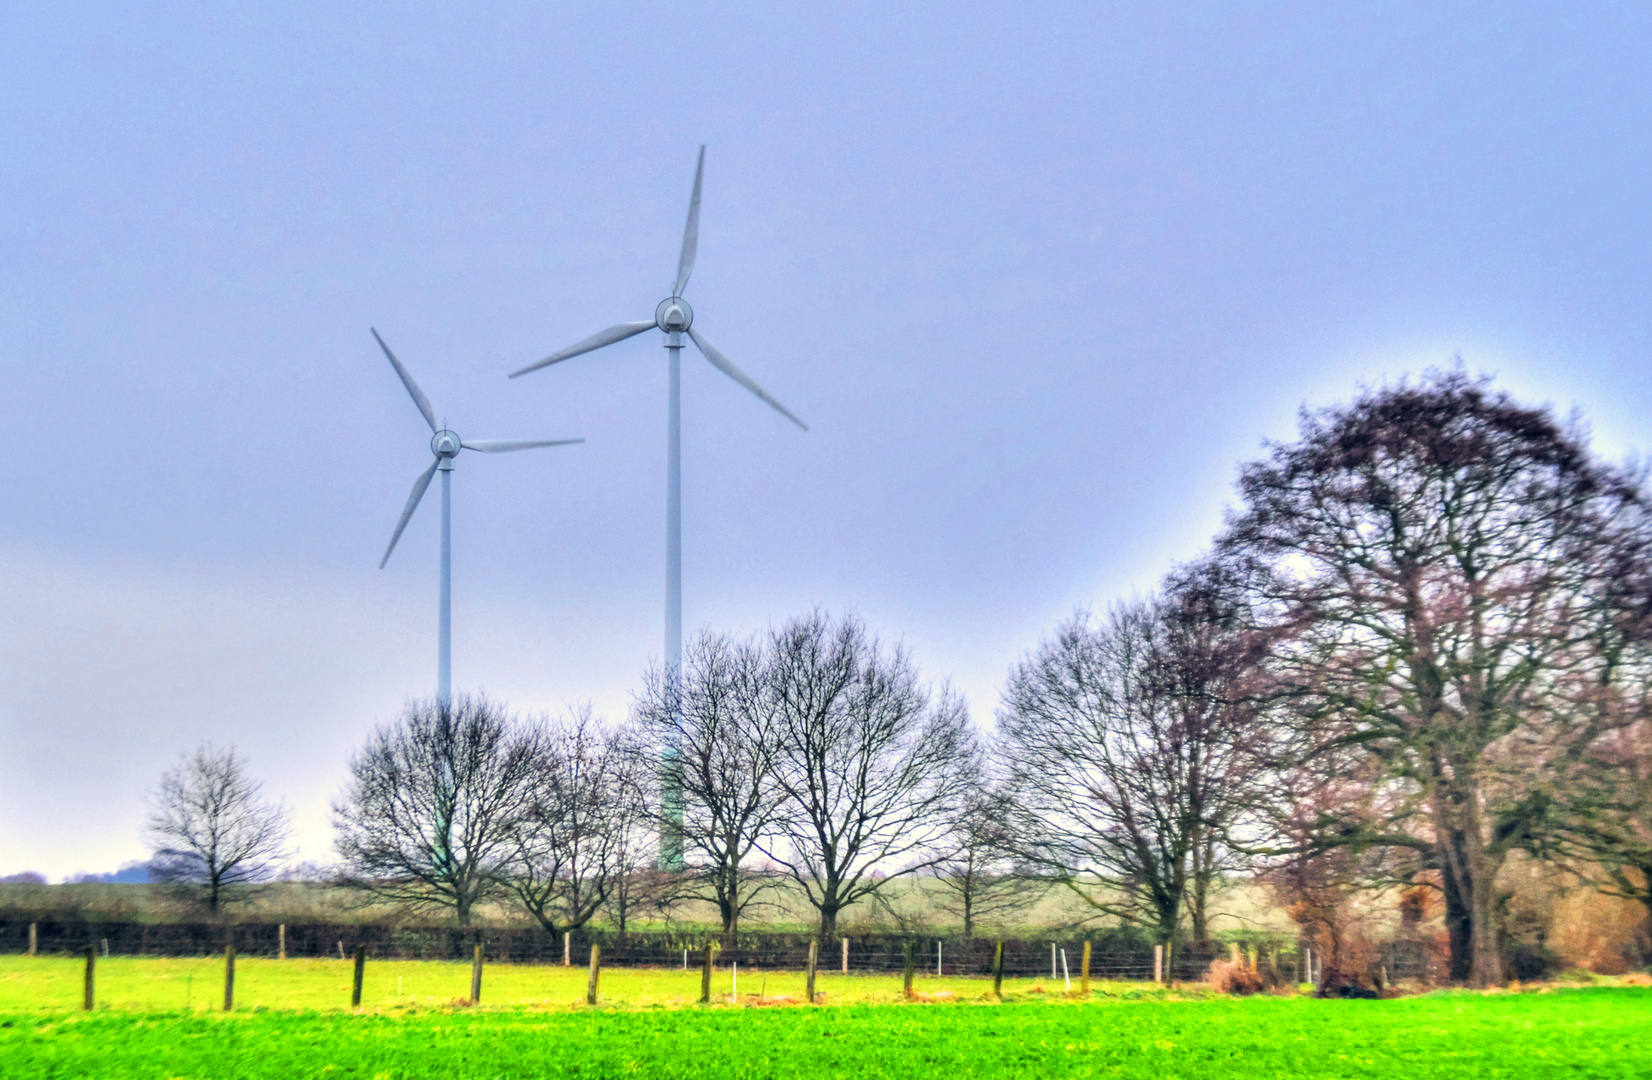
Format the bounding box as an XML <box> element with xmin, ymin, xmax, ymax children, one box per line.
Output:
<box><xmin>1205</xmin><ymin>958</ymin><xmax>1265</xmax><ymax>995</ymax></box>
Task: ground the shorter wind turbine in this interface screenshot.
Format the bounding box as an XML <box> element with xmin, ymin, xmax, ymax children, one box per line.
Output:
<box><xmin>373</xmin><ymin>327</ymin><xmax>582</xmax><ymax>707</ymax></box>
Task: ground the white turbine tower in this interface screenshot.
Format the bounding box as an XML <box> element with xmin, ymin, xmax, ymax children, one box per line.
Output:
<box><xmin>509</xmin><ymin>146</ymin><xmax>807</xmax><ymax>867</ymax></box>
<box><xmin>374</xmin><ymin>328</ymin><xmax>583</xmax><ymax>708</ymax></box>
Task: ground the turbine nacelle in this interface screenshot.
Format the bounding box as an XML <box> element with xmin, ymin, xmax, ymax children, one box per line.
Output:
<box><xmin>431</xmin><ymin>429</ymin><xmax>462</xmax><ymax>462</ymax></box>
<box><xmin>655</xmin><ymin>297</ymin><xmax>693</xmax><ymax>333</ymax></box>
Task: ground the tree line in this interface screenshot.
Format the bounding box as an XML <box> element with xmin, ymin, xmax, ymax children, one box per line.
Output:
<box><xmin>140</xmin><ymin>370</ymin><xmax>1652</xmax><ymax>988</ymax></box>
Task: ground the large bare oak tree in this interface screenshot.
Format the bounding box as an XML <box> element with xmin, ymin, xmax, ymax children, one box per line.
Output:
<box><xmin>1215</xmin><ymin>371</ymin><xmax>1651</xmax><ymax>985</ymax></box>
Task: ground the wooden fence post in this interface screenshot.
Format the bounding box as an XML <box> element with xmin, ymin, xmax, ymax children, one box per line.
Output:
<box><xmin>806</xmin><ymin>939</ymin><xmax>819</xmax><ymax>1004</ymax></box>
<box><xmin>278</xmin><ymin>923</ymin><xmax>286</xmax><ymax>961</ymax></box>
<box><xmin>586</xmin><ymin>944</ymin><xmax>601</xmax><ymax>1006</ymax></box>
<box><xmin>699</xmin><ymin>944</ymin><xmax>713</xmax><ymax>1004</ymax></box>
<box><xmin>1081</xmin><ymin>940</ymin><xmax>1092</xmax><ymax>997</ymax></box>
<box><xmin>563</xmin><ymin>932</ymin><xmax>571</xmax><ymax>967</ymax></box>
<box><xmin>28</xmin><ymin>923</ymin><xmax>37</xmax><ymax>957</ymax></box>
<box><xmin>992</xmin><ymin>940</ymin><xmax>1004</xmax><ymax>1000</ymax></box>
<box><xmin>1153</xmin><ymin>944</ymin><xmax>1163</xmax><ymax>985</ymax></box>
<box><xmin>841</xmin><ymin>936</ymin><xmax>849</xmax><ymax>974</ymax></box>
<box><xmin>83</xmin><ymin>946</ymin><xmax>95</xmax><ymax>1011</ymax></box>
<box><xmin>223</xmin><ymin>944</ymin><xmax>236</xmax><ymax>1011</ymax></box>
<box><xmin>470</xmin><ymin>944</ymin><xmax>484</xmax><ymax>1003</ymax></box>
<box><xmin>351</xmin><ymin>946</ymin><xmax>365</xmax><ymax>1007</ymax></box>
<box><xmin>902</xmin><ymin>940</ymin><xmax>915</xmax><ymax>999</ymax></box>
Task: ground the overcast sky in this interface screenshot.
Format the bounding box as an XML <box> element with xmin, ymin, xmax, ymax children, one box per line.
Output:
<box><xmin>4</xmin><ymin>3</ymin><xmax>1651</xmax><ymax>879</ymax></box>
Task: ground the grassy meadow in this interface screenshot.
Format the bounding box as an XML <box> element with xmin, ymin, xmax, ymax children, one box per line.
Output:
<box><xmin>0</xmin><ymin>957</ymin><xmax>1649</xmax><ymax>1078</ymax></box>
<box><xmin>0</xmin><ymin>954</ymin><xmax>1167</xmax><ymax>1012</ymax></box>
<box><xmin>0</xmin><ymin>985</ymin><xmax>1645</xmax><ymax>1079</ymax></box>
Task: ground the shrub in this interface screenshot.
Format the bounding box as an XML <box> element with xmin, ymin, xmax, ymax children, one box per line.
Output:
<box><xmin>1205</xmin><ymin>958</ymin><xmax>1264</xmax><ymax>995</ymax></box>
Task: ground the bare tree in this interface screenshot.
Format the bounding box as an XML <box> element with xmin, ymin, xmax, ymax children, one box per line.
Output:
<box><xmin>1155</xmin><ymin>566</ymin><xmax>1269</xmax><ymax>945</ymax></box>
<box><xmin>332</xmin><ymin>695</ymin><xmax>536</xmax><ymax>925</ymax></box>
<box><xmin>763</xmin><ymin>610</ymin><xmax>977</xmax><ymax>940</ymax></box>
<box><xmin>633</xmin><ymin>630</ymin><xmax>787</xmax><ymax>943</ymax></box>
<box><xmin>997</xmin><ymin>595</ymin><xmax>1256</xmax><ymax>951</ymax></box>
<box><xmin>145</xmin><ymin>744</ymin><xmax>292</xmax><ymax>912</ymax></box>
<box><xmin>601</xmin><ymin>727</ymin><xmax>668</xmax><ymax>936</ymax></box>
<box><xmin>930</xmin><ymin>784</ymin><xmax>1045</xmax><ymax>937</ymax></box>
<box><xmin>503</xmin><ymin>708</ymin><xmax>649</xmax><ymax>938</ymax></box>
<box><xmin>603</xmin><ymin>866</ymin><xmax>673</xmax><ymax>938</ymax></box>
<box><xmin>1215</xmin><ymin>371</ymin><xmax>1651</xmax><ymax>985</ymax></box>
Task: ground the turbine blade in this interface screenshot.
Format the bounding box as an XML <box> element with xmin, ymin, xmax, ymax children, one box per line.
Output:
<box><xmin>687</xmin><ymin>328</ymin><xmax>808</xmax><ymax>431</ymax></box>
<box><xmin>461</xmin><ymin>438</ymin><xmax>585</xmax><ymax>453</ymax></box>
<box><xmin>672</xmin><ymin>145</ymin><xmax>705</xmax><ymax>298</ymax></box>
<box><xmin>509</xmin><ymin>320</ymin><xmax>656</xmax><ymax>378</ymax></box>
<box><xmin>372</xmin><ymin>328</ymin><xmax>438</xmax><ymax>432</ymax></box>
<box><xmin>379</xmin><ymin>459</ymin><xmax>439</xmax><ymax>569</ymax></box>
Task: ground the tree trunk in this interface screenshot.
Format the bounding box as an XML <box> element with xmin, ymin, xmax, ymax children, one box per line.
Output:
<box><xmin>1464</xmin><ymin>821</ymin><xmax>1504</xmax><ymax>987</ymax></box>
<box><xmin>1185</xmin><ymin>824</ymin><xmax>1208</xmax><ymax>947</ymax></box>
<box><xmin>1186</xmin><ymin>858</ymin><xmax>1210</xmax><ymax>947</ymax></box>
<box><xmin>1431</xmin><ymin>746</ymin><xmax>1478</xmax><ymax>983</ymax></box>
<box><xmin>1441</xmin><ymin>868</ymin><xmax>1473</xmax><ymax>982</ymax></box>
<box><xmin>1153</xmin><ymin>881</ymin><xmax>1184</xmax><ymax>950</ymax></box>
<box><xmin>1469</xmin><ymin>875</ymin><xmax>1502</xmax><ymax>988</ymax></box>
<box><xmin>723</xmin><ymin>895</ymin><xmax>740</xmax><ymax>950</ymax></box>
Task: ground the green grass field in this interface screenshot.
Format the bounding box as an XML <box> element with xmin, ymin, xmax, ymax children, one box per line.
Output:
<box><xmin>0</xmin><ymin>955</ymin><xmax>1173</xmax><ymax>1011</ymax></box>
<box><xmin>0</xmin><ymin>958</ymin><xmax>1647</xmax><ymax>1078</ymax></box>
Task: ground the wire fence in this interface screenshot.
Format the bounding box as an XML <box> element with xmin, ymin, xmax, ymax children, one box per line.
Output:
<box><xmin>3</xmin><ymin>919</ymin><xmax>1237</xmax><ymax>980</ymax></box>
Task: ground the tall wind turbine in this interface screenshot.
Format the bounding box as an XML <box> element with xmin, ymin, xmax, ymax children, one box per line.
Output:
<box><xmin>509</xmin><ymin>146</ymin><xmax>807</xmax><ymax>867</ymax></box>
<box><xmin>374</xmin><ymin>328</ymin><xmax>583</xmax><ymax>707</ymax></box>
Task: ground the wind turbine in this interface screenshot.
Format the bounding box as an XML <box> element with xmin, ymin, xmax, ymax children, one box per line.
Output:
<box><xmin>509</xmin><ymin>146</ymin><xmax>807</xmax><ymax>867</ymax></box>
<box><xmin>374</xmin><ymin>327</ymin><xmax>583</xmax><ymax>707</ymax></box>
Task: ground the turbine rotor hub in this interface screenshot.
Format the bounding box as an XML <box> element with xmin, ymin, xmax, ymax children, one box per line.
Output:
<box><xmin>431</xmin><ymin>429</ymin><xmax>462</xmax><ymax>458</ymax></box>
<box><xmin>655</xmin><ymin>297</ymin><xmax>694</xmax><ymax>333</ymax></box>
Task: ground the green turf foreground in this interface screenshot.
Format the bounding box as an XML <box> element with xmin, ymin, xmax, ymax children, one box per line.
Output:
<box><xmin>1</xmin><ymin>988</ymin><xmax>1646</xmax><ymax>1079</ymax></box>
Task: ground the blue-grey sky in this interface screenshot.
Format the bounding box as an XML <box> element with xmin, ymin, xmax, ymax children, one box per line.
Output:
<box><xmin>4</xmin><ymin>3</ymin><xmax>1650</xmax><ymax>879</ymax></box>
